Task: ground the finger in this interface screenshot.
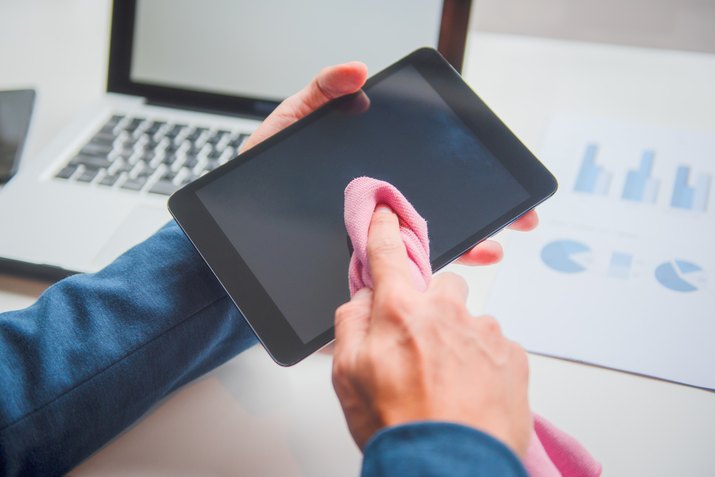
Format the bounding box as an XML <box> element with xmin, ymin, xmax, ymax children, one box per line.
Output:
<box><xmin>456</xmin><ymin>240</ymin><xmax>504</xmax><ymax>266</ymax></box>
<box><xmin>241</xmin><ymin>62</ymin><xmax>368</xmax><ymax>153</ymax></box>
<box><xmin>508</xmin><ymin>210</ymin><xmax>539</xmax><ymax>231</ymax></box>
<box><xmin>428</xmin><ymin>272</ymin><xmax>469</xmax><ymax>303</ymax></box>
<box><xmin>334</xmin><ymin>288</ymin><xmax>373</xmax><ymax>360</ymax></box>
<box><xmin>367</xmin><ymin>205</ymin><xmax>414</xmax><ymax>292</ymax></box>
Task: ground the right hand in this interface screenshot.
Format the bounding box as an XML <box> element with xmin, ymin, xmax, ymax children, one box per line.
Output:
<box><xmin>332</xmin><ymin>205</ymin><xmax>532</xmax><ymax>456</ymax></box>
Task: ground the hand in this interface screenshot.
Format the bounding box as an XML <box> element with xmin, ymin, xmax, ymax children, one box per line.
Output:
<box><xmin>239</xmin><ymin>62</ymin><xmax>539</xmax><ymax>266</ymax></box>
<box><xmin>332</xmin><ymin>205</ymin><xmax>532</xmax><ymax>456</ymax></box>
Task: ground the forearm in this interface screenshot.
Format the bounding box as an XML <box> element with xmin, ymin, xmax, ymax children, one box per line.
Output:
<box><xmin>0</xmin><ymin>221</ymin><xmax>257</xmax><ymax>476</ymax></box>
<box><xmin>362</xmin><ymin>422</ymin><xmax>527</xmax><ymax>477</ymax></box>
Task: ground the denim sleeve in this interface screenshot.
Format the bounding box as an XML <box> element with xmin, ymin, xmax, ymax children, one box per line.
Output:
<box><xmin>361</xmin><ymin>422</ymin><xmax>528</xmax><ymax>477</ymax></box>
<box><xmin>0</xmin><ymin>221</ymin><xmax>258</xmax><ymax>476</ymax></box>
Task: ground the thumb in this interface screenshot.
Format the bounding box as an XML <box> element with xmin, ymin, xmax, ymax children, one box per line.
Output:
<box><xmin>241</xmin><ymin>62</ymin><xmax>368</xmax><ymax>153</ymax></box>
<box><xmin>334</xmin><ymin>288</ymin><xmax>373</xmax><ymax>360</ymax></box>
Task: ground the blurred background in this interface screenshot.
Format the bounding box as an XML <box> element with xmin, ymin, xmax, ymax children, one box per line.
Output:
<box><xmin>472</xmin><ymin>0</ymin><xmax>715</xmax><ymax>53</ymax></box>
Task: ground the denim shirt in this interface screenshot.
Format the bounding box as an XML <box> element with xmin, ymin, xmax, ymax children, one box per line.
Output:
<box><xmin>0</xmin><ymin>221</ymin><xmax>526</xmax><ymax>477</ymax></box>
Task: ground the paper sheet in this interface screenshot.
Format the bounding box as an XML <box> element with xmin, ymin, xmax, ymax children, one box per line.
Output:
<box><xmin>486</xmin><ymin>115</ymin><xmax>715</xmax><ymax>389</ymax></box>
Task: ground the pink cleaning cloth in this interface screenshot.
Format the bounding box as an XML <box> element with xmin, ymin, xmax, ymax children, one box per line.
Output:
<box><xmin>344</xmin><ymin>177</ymin><xmax>432</xmax><ymax>295</ymax></box>
<box><xmin>343</xmin><ymin>177</ymin><xmax>602</xmax><ymax>477</ymax></box>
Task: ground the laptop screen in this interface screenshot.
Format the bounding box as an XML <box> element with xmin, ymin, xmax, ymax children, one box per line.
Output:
<box><xmin>130</xmin><ymin>0</ymin><xmax>443</xmax><ymax>102</ymax></box>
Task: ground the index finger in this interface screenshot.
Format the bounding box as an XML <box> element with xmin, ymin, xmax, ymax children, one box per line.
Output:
<box><xmin>367</xmin><ymin>205</ymin><xmax>414</xmax><ymax>291</ymax></box>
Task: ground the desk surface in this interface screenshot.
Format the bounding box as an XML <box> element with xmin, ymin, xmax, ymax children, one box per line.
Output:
<box><xmin>2</xmin><ymin>2</ymin><xmax>714</xmax><ymax>475</ymax></box>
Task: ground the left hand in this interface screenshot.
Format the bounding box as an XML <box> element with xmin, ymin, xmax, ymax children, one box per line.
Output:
<box><xmin>240</xmin><ymin>62</ymin><xmax>538</xmax><ymax>266</ymax></box>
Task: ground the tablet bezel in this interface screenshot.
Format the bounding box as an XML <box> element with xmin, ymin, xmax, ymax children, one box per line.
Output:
<box><xmin>169</xmin><ymin>48</ymin><xmax>557</xmax><ymax>365</ymax></box>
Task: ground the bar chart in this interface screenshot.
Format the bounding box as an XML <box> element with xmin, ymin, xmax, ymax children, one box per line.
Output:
<box><xmin>622</xmin><ymin>150</ymin><xmax>658</xmax><ymax>203</ymax></box>
<box><xmin>608</xmin><ymin>252</ymin><xmax>633</xmax><ymax>279</ymax></box>
<box><xmin>572</xmin><ymin>144</ymin><xmax>711</xmax><ymax>212</ymax></box>
<box><xmin>671</xmin><ymin>166</ymin><xmax>711</xmax><ymax>212</ymax></box>
<box><xmin>574</xmin><ymin>144</ymin><xmax>611</xmax><ymax>195</ymax></box>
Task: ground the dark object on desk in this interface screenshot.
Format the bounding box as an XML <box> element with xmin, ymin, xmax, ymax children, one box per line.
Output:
<box><xmin>169</xmin><ymin>48</ymin><xmax>557</xmax><ymax>366</ymax></box>
<box><xmin>0</xmin><ymin>89</ymin><xmax>35</xmax><ymax>183</ymax></box>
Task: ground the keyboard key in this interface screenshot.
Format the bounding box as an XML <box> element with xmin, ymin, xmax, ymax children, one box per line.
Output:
<box><xmin>98</xmin><ymin>174</ymin><xmax>121</xmax><ymax>186</ymax></box>
<box><xmin>165</xmin><ymin>124</ymin><xmax>186</xmax><ymax>138</ymax></box>
<box><xmin>56</xmin><ymin>164</ymin><xmax>79</xmax><ymax>179</ymax></box>
<box><xmin>76</xmin><ymin>168</ymin><xmax>100</xmax><ymax>183</ymax></box>
<box><xmin>183</xmin><ymin>156</ymin><xmax>199</xmax><ymax>168</ymax></box>
<box><xmin>116</xmin><ymin>150</ymin><xmax>134</xmax><ymax>161</ymax></box>
<box><xmin>206</xmin><ymin>131</ymin><xmax>226</xmax><ymax>145</ymax></box>
<box><xmin>160</xmin><ymin>170</ymin><xmax>177</xmax><ymax>181</ymax></box>
<box><xmin>98</xmin><ymin>124</ymin><xmax>117</xmax><ymax>136</ymax></box>
<box><xmin>90</xmin><ymin>133</ymin><xmax>115</xmax><ymax>146</ymax></box>
<box><xmin>145</xmin><ymin>120</ymin><xmax>165</xmax><ymax>135</ymax></box>
<box><xmin>71</xmin><ymin>155</ymin><xmax>113</xmax><ymax>169</ymax></box>
<box><xmin>185</xmin><ymin>127</ymin><xmax>207</xmax><ymax>142</ymax></box>
<box><xmin>120</xmin><ymin>176</ymin><xmax>147</xmax><ymax>191</ymax></box>
<box><xmin>80</xmin><ymin>143</ymin><xmax>113</xmax><ymax>157</ymax></box>
<box><xmin>124</xmin><ymin>118</ymin><xmax>143</xmax><ymax>132</ymax></box>
<box><xmin>138</xmin><ymin>152</ymin><xmax>156</xmax><ymax>163</ymax></box>
<box><xmin>228</xmin><ymin>133</ymin><xmax>248</xmax><ymax>150</ymax></box>
<box><xmin>107</xmin><ymin>114</ymin><xmax>124</xmax><ymax>126</ymax></box>
<box><xmin>137</xmin><ymin>166</ymin><xmax>155</xmax><ymax>178</ymax></box>
<box><xmin>148</xmin><ymin>180</ymin><xmax>180</xmax><ymax>195</ymax></box>
<box><xmin>113</xmin><ymin>162</ymin><xmax>133</xmax><ymax>174</ymax></box>
<box><xmin>162</xmin><ymin>154</ymin><xmax>179</xmax><ymax>165</ymax></box>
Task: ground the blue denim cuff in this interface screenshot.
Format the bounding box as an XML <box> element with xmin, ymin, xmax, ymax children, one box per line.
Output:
<box><xmin>362</xmin><ymin>421</ymin><xmax>527</xmax><ymax>477</ymax></box>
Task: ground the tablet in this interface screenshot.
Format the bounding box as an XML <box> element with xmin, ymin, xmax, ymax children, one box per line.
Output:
<box><xmin>169</xmin><ymin>48</ymin><xmax>557</xmax><ymax>365</ymax></box>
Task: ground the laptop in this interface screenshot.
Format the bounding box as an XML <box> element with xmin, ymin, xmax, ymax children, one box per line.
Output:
<box><xmin>0</xmin><ymin>0</ymin><xmax>471</xmax><ymax>280</ymax></box>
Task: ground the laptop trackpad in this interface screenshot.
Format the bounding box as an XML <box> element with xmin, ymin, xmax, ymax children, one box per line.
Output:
<box><xmin>93</xmin><ymin>206</ymin><xmax>171</xmax><ymax>268</ymax></box>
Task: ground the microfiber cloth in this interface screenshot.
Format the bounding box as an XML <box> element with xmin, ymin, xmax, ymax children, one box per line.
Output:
<box><xmin>344</xmin><ymin>177</ymin><xmax>602</xmax><ymax>477</ymax></box>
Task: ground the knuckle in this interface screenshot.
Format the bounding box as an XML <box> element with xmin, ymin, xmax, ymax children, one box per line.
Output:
<box><xmin>433</xmin><ymin>292</ymin><xmax>467</xmax><ymax>317</ymax></box>
<box><xmin>331</xmin><ymin>357</ymin><xmax>346</xmax><ymax>381</ymax></box>
<box><xmin>477</xmin><ymin>315</ymin><xmax>503</xmax><ymax>336</ymax></box>
<box><xmin>335</xmin><ymin>302</ymin><xmax>355</xmax><ymax>322</ymax></box>
<box><xmin>335</xmin><ymin>299</ymin><xmax>368</xmax><ymax>324</ymax></box>
<box><xmin>378</xmin><ymin>288</ymin><xmax>413</xmax><ymax>320</ymax></box>
<box><xmin>331</xmin><ymin>367</ymin><xmax>349</xmax><ymax>395</ymax></box>
<box><xmin>440</xmin><ymin>271</ymin><xmax>467</xmax><ymax>287</ymax></box>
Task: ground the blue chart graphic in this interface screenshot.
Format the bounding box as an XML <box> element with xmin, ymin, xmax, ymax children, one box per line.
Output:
<box><xmin>574</xmin><ymin>144</ymin><xmax>611</xmax><ymax>196</ymax></box>
<box><xmin>654</xmin><ymin>260</ymin><xmax>705</xmax><ymax>292</ymax></box>
<box><xmin>541</xmin><ymin>240</ymin><xmax>591</xmax><ymax>273</ymax></box>
<box><xmin>671</xmin><ymin>166</ymin><xmax>711</xmax><ymax>212</ymax></box>
<box><xmin>608</xmin><ymin>252</ymin><xmax>633</xmax><ymax>278</ymax></box>
<box><xmin>622</xmin><ymin>150</ymin><xmax>659</xmax><ymax>203</ymax></box>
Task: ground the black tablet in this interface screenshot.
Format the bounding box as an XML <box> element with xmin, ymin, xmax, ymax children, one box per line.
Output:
<box><xmin>169</xmin><ymin>48</ymin><xmax>557</xmax><ymax>365</ymax></box>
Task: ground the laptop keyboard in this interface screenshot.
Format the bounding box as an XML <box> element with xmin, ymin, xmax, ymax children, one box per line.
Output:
<box><xmin>54</xmin><ymin>114</ymin><xmax>251</xmax><ymax>195</ymax></box>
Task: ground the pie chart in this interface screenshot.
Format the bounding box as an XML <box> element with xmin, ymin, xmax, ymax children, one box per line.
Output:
<box><xmin>541</xmin><ymin>240</ymin><xmax>591</xmax><ymax>273</ymax></box>
<box><xmin>654</xmin><ymin>260</ymin><xmax>705</xmax><ymax>293</ymax></box>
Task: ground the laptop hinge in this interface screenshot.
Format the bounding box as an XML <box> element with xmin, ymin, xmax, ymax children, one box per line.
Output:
<box><xmin>144</xmin><ymin>97</ymin><xmax>277</xmax><ymax>120</ymax></box>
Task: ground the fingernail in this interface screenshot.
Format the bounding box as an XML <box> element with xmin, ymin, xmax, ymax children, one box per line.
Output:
<box><xmin>375</xmin><ymin>204</ymin><xmax>393</xmax><ymax>214</ymax></box>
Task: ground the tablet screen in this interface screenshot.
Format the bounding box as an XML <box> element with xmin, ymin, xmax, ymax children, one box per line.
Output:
<box><xmin>195</xmin><ymin>64</ymin><xmax>529</xmax><ymax>343</ymax></box>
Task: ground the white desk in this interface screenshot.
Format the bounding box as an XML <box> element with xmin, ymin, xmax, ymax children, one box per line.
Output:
<box><xmin>2</xmin><ymin>2</ymin><xmax>714</xmax><ymax>475</ymax></box>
